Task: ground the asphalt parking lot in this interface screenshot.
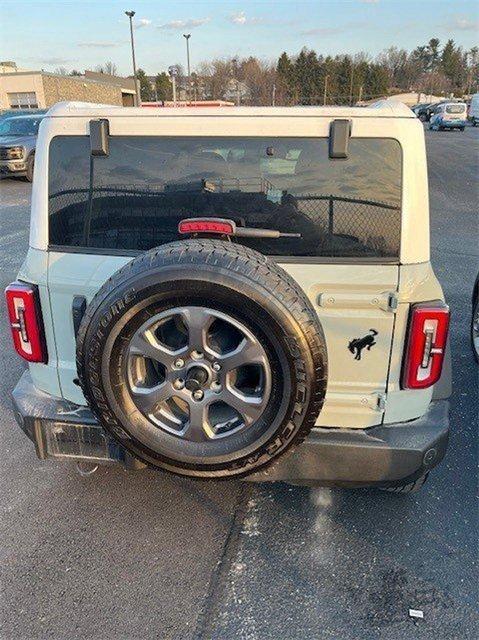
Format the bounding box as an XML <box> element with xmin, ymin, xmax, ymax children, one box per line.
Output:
<box><xmin>0</xmin><ymin>125</ymin><xmax>478</xmax><ymax>640</ymax></box>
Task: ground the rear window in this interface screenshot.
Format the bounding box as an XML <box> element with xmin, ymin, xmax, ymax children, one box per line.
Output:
<box><xmin>445</xmin><ymin>104</ymin><xmax>466</xmax><ymax>114</ymax></box>
<box><xmin>48</xmin><ymin>135</ymin><xmax>402</xmax><ymax>258</ymax></box>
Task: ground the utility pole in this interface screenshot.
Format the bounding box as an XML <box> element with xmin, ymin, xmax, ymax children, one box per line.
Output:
<box><xmin>172</xmin><ymin>76</ymin><xmax>177</xmax><ymax>105</ymax></box>
<box><xmin>183</xmin><ymin>34</ymin><xmax>191</xmax><ymax>102</ymax></box>
<box><xmin>168</xmin><ymin>66</ymin><xmax>178</xmax><ymax>106</ymax></box>
<box><xmin>272</xmin><ymin>83</ymin><xmax>276</xmax><ymax>106</ymax></box>
<box><xmin>230</xmin><ymin>57</ymin><xmax>239</xmax><ymax>106</ymax></box>
<box><xmin>358</xmin><ymin>85</ymin><xmax>363</xmax><ymax>104</ymax></box>
<box><xmin>125</xmin><ymin>10</ymin><xmax>140</xmax><ymax>106</ymax></box>
<box><xmin>323</xmin><ymin>74</ymin><xmax>329</xmax><ymax>105</ymax></box>
<box><xmin>349</xmin><ymin>64</ymin><xmax>355</xmax><ymax>106</ymax></box>
<box><xmin>466</xmin><ymin>52</ymin><xmax>473</xmax><ymax>96</ymax></box>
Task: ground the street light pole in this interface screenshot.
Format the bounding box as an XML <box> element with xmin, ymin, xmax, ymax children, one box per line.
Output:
<box><xmin>349</xmin><ymin>64</ymin><xmax>355</xmax><ymax>106</ymax></box>
<box><xmin>323</xmin><ymin>74</ymin><xmax>329</xmax><ymax>105</ymax></box>
<box><xmin>183</xmin><ymin>33</ymin><xmax>191</xmax><ymax>102</ymax></box>
<box><xmin>168</xmin><ymin>66</ymin><xmax>178</xmax><ymax>107</ymax></box>
<box><xmin>125</xmin><ymin>10</ymin><xmax>140</xmax><ymax>106</ymax></box>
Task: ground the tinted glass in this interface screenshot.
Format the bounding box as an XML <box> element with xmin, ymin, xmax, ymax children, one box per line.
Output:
<box><xmin>445</xmin><ymin>104</ymin><xmax>466</xmax><ymax>114</ymax></box>
<box><xmin>49</xmin><ymin>136</ymin><xmax>401</xmax><ymax>258</ymax></box>
<box><xmin>0</xmin><ymin>116</ymin><xmax>42</xmax><ymax>136</ymax></box>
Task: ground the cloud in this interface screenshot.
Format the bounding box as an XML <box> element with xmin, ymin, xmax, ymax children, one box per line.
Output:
<box><xmin>77</xmin><ymin>42</ymin><xmax>119</xmax><ymax>48</ymax></box>
<box><xmin>158</xmin><ymin>17</ymin><xmax>210</xmax><ymax>30</ymax></box>
<box><xmin>301</xmin><ymin>27</ymin><xmax>344</xmax><ymax>36</ymax></box>
<box><xmin>136</xmin><ymin>18</ymin><xmax>152</xmax><ymax>29</ymax></box>
<box><xmin>229</xmin><ymin>11</ymin><xmax>263</xmax><ymax>25</ymax></box>
<box><xmin>39</xmin><ymin>57</ymin><xmax>73</xmax><ymax>64</ymax></box>
<box><xmin>447</xmin><ymin>15</ymin><xmax>479</xmax><ymax>31</ymax></box>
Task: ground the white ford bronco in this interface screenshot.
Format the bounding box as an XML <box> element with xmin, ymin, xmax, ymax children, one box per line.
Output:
<box><xmin>6</xmin><ymin>101</ymin><xmax>451</xmax><ymax>492</ymax></box>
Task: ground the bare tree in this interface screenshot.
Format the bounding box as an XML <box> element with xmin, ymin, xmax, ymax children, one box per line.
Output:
<box><xmin>54</xmin><ymin>66</ymin><xmax>69</xmax><ymax>75</ymax></box>
<box><xmin>95</xmin><ymin>61</ymin><xmax>118</xmax><ymax>76</ymax></box>
<box><xmin>195</xmin><ymin>56</ymin><xmax>277</xmax><ymax>105</ymax></box>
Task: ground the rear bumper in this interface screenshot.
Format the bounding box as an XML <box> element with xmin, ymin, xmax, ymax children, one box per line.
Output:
<box><xmin>440</xmin><ymin>119</ymin><xmax>466</xmax><ymax>128</ymax></box>
<box><xmin>12</xmin><ymin>371</ymin><xmax>449</xmax><ymax>487</ymax></box>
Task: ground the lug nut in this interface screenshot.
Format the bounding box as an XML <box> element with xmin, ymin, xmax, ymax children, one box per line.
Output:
<box><xmin>174</xmin><ymin>358</ymin><xmax>185</xmax><ymax>369</ymax></box>
<box><xmin>173</xmin><ymin>379</ymin><xmax>185</xmax><ymax>390</ymax></box>
<box><xmin>212</xmin><ymin>362</ymin><xmax>221</xmax><ymax>372</ymax></box>
<box><xmin>192</xmin><ymin>389</ymin><xmax>204</xmax><ymax>401</ymax></box>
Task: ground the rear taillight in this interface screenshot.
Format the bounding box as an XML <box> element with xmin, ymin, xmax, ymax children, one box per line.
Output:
<box><xmin>402</xmin><ymin>302</ymin><xmax>450</xmax><ymax>389</ymax></box>
<box><xmin>5</xmin><ymin>282</ymin><xmax>47</xmax><ymax>363</ymax></box>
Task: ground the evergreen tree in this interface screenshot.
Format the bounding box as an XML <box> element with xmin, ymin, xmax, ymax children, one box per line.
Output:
<box><xmin>441</xmin><ymin>39</ymin><xmax>464</xmax><ymax>89</ymax></box>
<box><xmin>276</xmin><ymin>52</ymin><xmax>294</xmax><ymax>103</ymax></box>
<box><xmin>136</xmin><ymin>68</ymin><xmax>153</xmax><ymax>102</ymax></box>
<box><xmin>155</xmin><ymin>72</ymin><xmax>172</xmax><ymax>101</ymax></box>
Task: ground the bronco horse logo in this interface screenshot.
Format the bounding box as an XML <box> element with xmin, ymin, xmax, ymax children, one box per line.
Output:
<box><xmin>348</xmin><ymin>329</ymin><xmax>378</xmax><ymax>361</ymax></box>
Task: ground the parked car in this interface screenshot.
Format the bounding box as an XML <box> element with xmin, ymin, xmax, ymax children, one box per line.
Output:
<box><xmin>429</xmin><ymin>102</ymin><xmax>467</xmax><ymax>131</ymax></box>
<box><xmin>0</xmin><ymin>113</ymin><xmax>45</xmax><ymax>181</ymax></box>
<box><xmin>468</xmin><ymin>93</ymin><xmax>479</xmax><ymax>126</ymax></box>
<box><xmin>0</xmin><ymin>108</ymin><xmax>47</xmax><ymax>123</ymax></box>
<box><xmin>411</xmin><ymin>103</ymin><xmax>431</xmax><ymax>119</ymax></box>
<box><xmin>472</xmin><ymin>274</ymin><xmax>479</xmax><ymax>363</ymax></box>
<box><xmin>418</xmin><ymin>99</ymin><xmax>461</xmax><ymax>122</ymax></box>
<box><xmin>5</xmin><ymin>101</ymin><xmax>451</xmax><ymax>493</ymax></box>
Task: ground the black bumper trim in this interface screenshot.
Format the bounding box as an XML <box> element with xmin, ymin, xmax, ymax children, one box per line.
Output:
<box><xmin>250</xmin><ymin>401</ymin><xmax>449</xmax><ymax>487</ymax></box>
<box><xmin>12</xmin><ymin>371</ymin><xmax>449</xmax><ymax>487</ymax></box>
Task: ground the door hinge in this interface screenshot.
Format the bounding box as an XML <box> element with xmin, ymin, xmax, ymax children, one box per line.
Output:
<box><xmin>387</xmin><ymin>292</ymin><xmax>398</xmax><ymax>312</ymax></box>
<box><xmin>317</xmin><ymin>291</ymin><xmax>398</xmax><ymax>313</ymax></box>
<box><xmin>325</xmin><ymin>391</ymin><xmax>387</xmax><ymax>412</ymax></box>
<box><xmin>377</xmin><ymin>393</ymin><xmax>387</xmax><ymax>411</ymax></box>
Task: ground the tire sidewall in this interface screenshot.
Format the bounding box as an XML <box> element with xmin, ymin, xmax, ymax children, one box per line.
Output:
<box><xmin>26</xmin><ymin>154</ymin><xmax>34</xmax><ymax>182</ymax></box>
<box><xmin>79</xmin><ymin>260</ymin><xmax>326</xmax><ymax>478</ymax></box>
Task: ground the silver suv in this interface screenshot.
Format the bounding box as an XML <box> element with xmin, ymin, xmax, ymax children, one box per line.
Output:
<box><xmin>6</xmin><ymin>101</ymin><xmax>451</xmax><ymax>492</ymax></box>
<box><xmin>0</xmin><ymin>113</ymin><xmax>45</xmax><ymax>181</ymax></box>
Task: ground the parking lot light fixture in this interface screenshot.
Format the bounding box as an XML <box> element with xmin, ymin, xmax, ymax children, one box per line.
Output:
<box><xmin>183</xmin><ymin>34</ymin><xmax>191</xmax><ymax>101</ymax></box>
<box><xmin>125</xmin><ymin>10</ymin><xmax>140</xmax><ymax>106</ymax></box>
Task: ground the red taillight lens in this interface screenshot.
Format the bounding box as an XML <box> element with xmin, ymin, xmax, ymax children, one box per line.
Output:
<box><xmin>402</xmin><ymin>302</ymin><xmax>450</xmax><ymax>389</ymax></box>
<box><xmin>5</xmin><ymin>282</ymin><xmax>47</xmax><ymax>363</ymax></box>
<box><xmin>178</xmin><ymin>218</ymin><xmax>235</xmax><ymax>235</ymax></box>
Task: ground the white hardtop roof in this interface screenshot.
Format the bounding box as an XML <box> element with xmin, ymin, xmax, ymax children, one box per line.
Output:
<box><xmin>45</xmin><ymin>100</ymin><xmax>415</xmax><ymax>119</ymax></box>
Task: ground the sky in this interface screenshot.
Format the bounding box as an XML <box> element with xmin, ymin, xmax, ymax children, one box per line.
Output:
<box><xmin>1</xmin><ymin>0</ymin><xmax>478</xmax><ymax>76</ymax></box>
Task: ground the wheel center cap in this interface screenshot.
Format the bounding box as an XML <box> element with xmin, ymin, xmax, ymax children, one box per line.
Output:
<box><xmin>185</xmin><ymin>365</ymin><xmax>209</xmax><ymax>392</ymax></box>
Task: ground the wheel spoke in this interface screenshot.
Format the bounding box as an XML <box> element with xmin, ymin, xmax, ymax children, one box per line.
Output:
<box><xmin>131</xmin><ymin>382</ymin><xmax>174</xmax><ymax>415</ymax></box>
<box><xmin>219</xmin><ymin>337</ymin><xmax>267</xmax><ymax>371</ymax></box>
<box><xmin>130</xmin><ymin>330</ymin><xmax>186</xmax><ymax>367</ymax></box>
<box><xmin>221</xmin><ymin>387</ymin><xmax>265</xmax><ymax>426</ymax></box>
<box><xmin>184</xmin><ymin>401</ymin><xmax>212</xmax><ymax>442</ymax></box>
<box><xmin>180</xmin><ymin>307</ymin><xmax>214</xmax><ymax>352</ymax></box>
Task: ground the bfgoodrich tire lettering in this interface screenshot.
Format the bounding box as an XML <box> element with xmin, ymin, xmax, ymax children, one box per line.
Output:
<box><xmin>77</xmin><ymin>239</ymin><xmax>327</xmax><ymax>479</ymax></box>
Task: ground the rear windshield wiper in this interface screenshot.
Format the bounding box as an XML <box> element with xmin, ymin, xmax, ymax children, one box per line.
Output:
<box><xmin>178</xmin><ymin>218</ymin><xmax>301</xmax><ymax>239</ymax></box>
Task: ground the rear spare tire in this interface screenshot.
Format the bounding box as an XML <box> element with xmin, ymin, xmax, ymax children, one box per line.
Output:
<box><xmin>77</xmin><ymin>239</ymin><xmax>327</xmax><ymax>478</ymax></box>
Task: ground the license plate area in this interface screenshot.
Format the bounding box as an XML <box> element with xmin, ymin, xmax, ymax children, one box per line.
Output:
<box><xmin>40</xmin><ymin>420</ymin><xmax>121</xmax><ymax>463</ymax></box>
